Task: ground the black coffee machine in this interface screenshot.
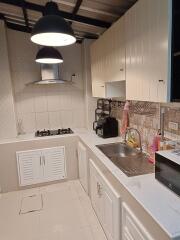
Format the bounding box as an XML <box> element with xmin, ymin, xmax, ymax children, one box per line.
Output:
<box><xmin>93</xmin><ymin>99</ymin><xmax>118</xmax><ymax>138</ymax></box>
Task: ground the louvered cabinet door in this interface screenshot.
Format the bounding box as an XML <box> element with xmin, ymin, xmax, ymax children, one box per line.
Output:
<box><xmin>42</xmin><ymin>147</ymin><xmax>66</xmax><ymax>182</ymax></box>
<box><xmin>17</xmin><ymin>150</ymin><xmax>43</xmax><ymax>186</ymax></box>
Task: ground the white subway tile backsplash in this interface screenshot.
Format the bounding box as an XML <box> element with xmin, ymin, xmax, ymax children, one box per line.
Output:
<box><xmin>17</xmin><ymin>113</ymin><xmax>36</xmax><ymax>134</ymax></box>
<box><xmin>35</xmin><ymin>112</ymin><xmax>49</xmax><ymax>130</ymax></box>
<box><xmin>59</xmin><ymin>90</ymin><xmax>72</xmax><ymax>110</ymax></box>
<box><xmin>71</xmin><ymin>90</ymin><xmax>84</xmax><ymax>110</ymax></box>
<box><xmin>47</xmin><ymin>91</ymin><xmax>61</xmax><ymax>111</ymax></box>
<box><xmin>60</xmin><ymin>110</ymin><xmax>73</xmax><ymax>128</ymax></box>
<box><xmin>34</xmin><ymin>87</ymin><xmax>48</xmax><ymax>113</ymax></box>
<box><xmin>72</xmin><ymin>109</ymin><xmax>85</xmax><ymax>128</ymax></box>
<box><xmin>48</xmin><ymin>111</ymin><xmax>61</xmax><ymax>129</ymax></box>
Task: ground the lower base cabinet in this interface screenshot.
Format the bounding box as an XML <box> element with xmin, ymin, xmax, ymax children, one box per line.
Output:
<box><xmin>90</xmin><ymin>159</ymin><xmax>121</xmax><ymax>240</ymax></box>
<box><xmin>122</xmin><ymin>203</ymin><xmax>154</xmax><ymax>240</ymax></box>
<box><xmin>16</xmin><ymin>146</ymin><xmax>66</xmax><ymax>186</ymax></box>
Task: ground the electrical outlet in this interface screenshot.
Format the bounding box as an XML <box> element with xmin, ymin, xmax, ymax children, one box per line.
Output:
<box><xmin>169</xmin><ymin>122</ymin><xmax>179</xmax><ymax>131</ymax></box>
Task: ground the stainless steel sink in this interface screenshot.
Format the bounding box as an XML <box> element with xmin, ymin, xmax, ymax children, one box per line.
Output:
<box><xmin>96</xmin><ymin>142</ymin><xmax>154</xmax><ymax>177</ymax></box>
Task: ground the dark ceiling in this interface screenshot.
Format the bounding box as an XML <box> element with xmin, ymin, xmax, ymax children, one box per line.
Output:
<box><xmin>0</xmin><ymin>0</ymin><xmax>137</xmax><ymax>42</ymax></box>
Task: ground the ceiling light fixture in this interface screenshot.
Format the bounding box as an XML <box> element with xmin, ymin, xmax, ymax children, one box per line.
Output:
<box><xmin>31</xmin><ymin>2</ymin><xmax>76</xmax><ymax>46</ymax></box>
<box><xmin>35</xmin><ymin>47</ymin><xmax>63</xmax><ymax>64</ymax></box>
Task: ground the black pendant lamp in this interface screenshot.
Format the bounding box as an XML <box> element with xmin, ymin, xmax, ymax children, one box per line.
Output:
<box><xmin>35</xmin><ymin>47</ymin><xmax>63</xmax><ymax>64</ymax></box>
<box><xmin>31</xmin><ymin>2</ymin><xmax>76</xmax><ymax>46</ymax></box>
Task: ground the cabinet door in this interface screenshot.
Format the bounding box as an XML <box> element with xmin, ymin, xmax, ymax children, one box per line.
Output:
<box><xmin>102</xmin><ymin>189</ymin><xmax>115</xmax><ymax>240</ymax></box>
<box><xmin>16</xmin><ymin>150</ymin><xmax>43</xmax><ymax>186</ymax></box>
<box><xmin>91</xmin><ymin>16</ymin><xmax>126</xmax><ymax>98</ymax></box>
<box><xmin>90</xmin><ymin>159</ymin><xmax>121</xmax><ymax>240</ymax></box>
<box><xmin>42</xmin><ymin>147</ymin><xmax>66</xmax><ymax>182</ymax></box>
<box><xmin>90</xmin><ymin>159</ymin><xmax>104</xmax><ymax>224</ymax></box>
<box><xmin>91</xmin><ymin>38</ymin><xmax>105</xmax><ymax>85</ymax></box>
<box><xmin>78</xmin><ymin>142</ymin><xmax>88</xmax><ymax>193</ymax></box>
<box><xmin>122</xmin><ymin>203</ymin><xmax>154</xmax><ymax>240</ymax></box>
<box><xmin>92</xmin><ymin>81</ymin><xmax>106</xmax><ymax>98</ymax></box>
<box><xmin>149</xmin><ymin>0</ymin><xmax>170</xmax><ymax>103</ymax></box>
<box><xmin>125</xmin><ymin>0</ymin><xmax>170</xmax><ymax>102</ymax></box>
<box><xmin>104</xmin><ymin>16</ymin><xmax>125</xmax><ymax>83</ymax></box>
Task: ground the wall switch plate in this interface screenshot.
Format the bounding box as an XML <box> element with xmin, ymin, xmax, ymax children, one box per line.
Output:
<box><xmin>169</xmin><ymin>122</ymin><xmax>179</xmax><ymax>131</ymax></box>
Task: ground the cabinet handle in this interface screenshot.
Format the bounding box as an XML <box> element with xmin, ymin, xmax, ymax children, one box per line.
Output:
<box><xmin>100</xmin><ymin>86</ymin><xmax>105</xmax><ymax>88</ymax></box>
<box><xmin>43</xmin><ymin>156</ymin><xmax>46</xmax><ymax>165</ymax></box>
<box><xmin>97</xmin><ymin>182</ymin><xmax>102</xmax><ymax>196</ymax></box>
<box><xmin>158</xmin><ymin>80</ymin><xmax>164</xmax><ymax>82</ymax></box>
<box><xmin>120</xmin><ymin>68</ymin><xmax>124</xmax><ymax>71</ymax></box>
<box><xmin>40</xmin><ymin>156</ymin><xmax>42</xmax><ymax>166</ymax></box>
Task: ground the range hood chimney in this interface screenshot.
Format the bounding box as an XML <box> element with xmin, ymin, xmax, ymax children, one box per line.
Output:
<box><xmin>31</xmin><ymin>64</ymin><xmax>75</xmax><ymax>85</ymax></box>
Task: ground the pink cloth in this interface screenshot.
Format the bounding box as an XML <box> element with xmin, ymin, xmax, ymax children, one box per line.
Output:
<box><xmin>120</xmin><ymin>101</ymin><xmax>130</xmax><ymax>135</ymax></box>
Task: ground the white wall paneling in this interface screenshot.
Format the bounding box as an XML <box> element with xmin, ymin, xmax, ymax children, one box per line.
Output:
<box><xmin>0</xmin><ymin>21</ymin><xmax>17</xmax><ymax>139</ymax></box>
<box><xmin>82</xmin><ymin>39</ymin><xmax>97</xmax><ymax>130</ymax></box>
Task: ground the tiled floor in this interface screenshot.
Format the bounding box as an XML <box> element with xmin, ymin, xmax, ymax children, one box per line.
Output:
<box><xmin>0</xmin><ymin>180</ymin><xmax>107</xmax><ymax>240</ymax></box>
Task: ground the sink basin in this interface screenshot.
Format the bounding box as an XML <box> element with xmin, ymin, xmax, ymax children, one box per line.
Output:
<box><xmin>96</xmin><ymin>142</ymin><xmax>154</xmax><ymax>177</ymax></box>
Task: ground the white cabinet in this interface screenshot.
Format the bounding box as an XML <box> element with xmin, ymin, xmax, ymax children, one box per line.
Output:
<box><xmin>92</xmin><ymin>81</ymin><xmax>106</xmax><ymax>98</ymax></box>
<box><xmin>17</xmin><ymin>147</ymin><xmax>66</xmax><ymax>186</ymax></box>
<box><xmin>125</xmin><ymin>0</ymin><xmax>171</xmax><ymax>102</ymax></box>
<box><xmin>42</xmin><ymin>147</ymin><xmax>66</xmax><ymax>182</ymax></box>
<box><xmin>77</xmin><ymin>142</ymin><xmax>88</xmax><ymax>193</ymax></box>
<box><xmin>122</xmin><ymin>203</ymin><xmax>154</xmax><ymax>240</ymax></box>
<box><xmin>16</xmin><ymin>150</ymin><xmax>43</xmax><ymax>186</ymax></box>
<box><xmin>91</xmin><ymin>16</ymin><xmax>126</xmax><ymax>98</ymax></box>
<box><xmin>90</xmin><ymin>159</ymin><xmax>121</xmax><ymax>240</ymax></box>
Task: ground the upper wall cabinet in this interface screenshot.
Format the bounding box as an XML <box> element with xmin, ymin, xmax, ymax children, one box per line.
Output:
<box><xmin>90</xmin><ymin>17</ymin><xmax>126</xmax><ymax>98</ymax></box>
<box><xmin>125</xmin><ymin>0</ymin><xmax>171</xmax><ymax>102</ymax></box>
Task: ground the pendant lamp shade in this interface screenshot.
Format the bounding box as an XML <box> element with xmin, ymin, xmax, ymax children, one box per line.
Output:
<box><xmin>31</xmin><ymin>2</ymin><xmax>76</xmax><ymax>46</ymax></box>
<box><xmin>35</xmin><ymin>47</ymin><xmax>63</xmax><ymax>64</ymax></box>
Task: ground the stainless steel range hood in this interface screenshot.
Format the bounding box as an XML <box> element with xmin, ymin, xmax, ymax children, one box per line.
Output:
<box><xmin>32</xmin><ymin>64</ymin><xmax>74</xmax><ymax>85</ymax></box>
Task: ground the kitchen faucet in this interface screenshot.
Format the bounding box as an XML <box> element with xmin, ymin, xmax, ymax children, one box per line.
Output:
<box><xmin>124</xmin><ymin>127</ymin><xmax>143</xmax><ymax>152</ymax></box>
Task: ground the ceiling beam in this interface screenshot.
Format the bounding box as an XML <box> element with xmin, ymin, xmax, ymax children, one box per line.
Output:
<box><xmin>0</xmin><ymin>0</ymin><xmax>111</xmax><ymax>28</ymax></box>
<box><xmin>70</xmin><ymin>0</ymin><xmax>83</xmax><ymax>25</ymax></box>
<box><xmin>21</xmin><ymin>1</ymin><xmax>30</xmax><ymax>30</ymax></box>
<box><xmin>72</xmin><ymin>0</ymin><xmax>83</xmax><ymax>16</ymax></box>
<box><xmin>6</xmin><ymin>21</ymin><xmax>31</xmax><ymax>33</ymax></box>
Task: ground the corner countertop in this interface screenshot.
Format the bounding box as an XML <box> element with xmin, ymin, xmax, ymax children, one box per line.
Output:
<box><xmin>76</xmin><ymin>129</ymin><xmax>180</xmax><ymax>240</ymax></box>
<box><xmin>0</xmin><ymin>129</ymin><xmax>180</xmax><ymax>239</ymax></box>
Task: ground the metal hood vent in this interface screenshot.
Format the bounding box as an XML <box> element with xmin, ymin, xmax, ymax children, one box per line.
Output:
<box><xmin>32</xmin><ymin>64</ymin><xmax>74</xmax><ymax>85</ymax></box>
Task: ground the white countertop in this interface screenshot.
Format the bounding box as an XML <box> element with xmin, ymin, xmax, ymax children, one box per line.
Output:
<box><xmin>0</xmin><ymin>131</ymin><xmax>78</xmax><ymax>144</ymax></box>
<box><xmin>0</xmin><ymin>129</ymin><xmax>180</xmax><ymax>239</ymax></box>
<box><xmin>76</xmin><ymin>129</ymin><xmax>180</xmax><ymax>240</ymax></box>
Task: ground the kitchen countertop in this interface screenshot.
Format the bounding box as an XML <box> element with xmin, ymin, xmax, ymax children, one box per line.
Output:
<box><xmin>76</xmin><ymin>129</ymin><xmax>180</xmax><ymax>240</ymax></box>
<box><xmin>0</xmin><ymin>129</ymin><xmax>180</xmax><ymax>239</ymax></box>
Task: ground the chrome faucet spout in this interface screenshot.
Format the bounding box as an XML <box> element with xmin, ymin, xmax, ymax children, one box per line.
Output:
<box><xmin>124</xmin><ymin>127</ymin><xmax>142</xmax><ymax>152</ymax></box>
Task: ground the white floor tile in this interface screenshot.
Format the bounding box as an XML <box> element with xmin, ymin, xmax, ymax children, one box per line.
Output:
<box><xmin>0</xmin><ymin>180</ymin><xmax>107</xmax><ymax>240</ymax></box>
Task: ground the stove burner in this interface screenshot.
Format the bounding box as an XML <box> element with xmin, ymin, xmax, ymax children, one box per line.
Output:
<box><xmin>35</xmin><ymin>128</ymin><xmax>73</xmax><ymax>137</ymax></box>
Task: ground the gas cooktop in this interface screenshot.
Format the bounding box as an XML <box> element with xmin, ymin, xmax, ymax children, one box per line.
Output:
<box><xmin>35</xmin><ymin>128</ymin><xmax>73</xmax><ymax>137</ymax></box>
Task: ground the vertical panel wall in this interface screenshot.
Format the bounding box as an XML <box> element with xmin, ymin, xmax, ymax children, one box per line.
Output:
<box><xmin>0</xmin><ymin>21</ymin><xmax>17</xmax><ymax>139</ymax></box>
